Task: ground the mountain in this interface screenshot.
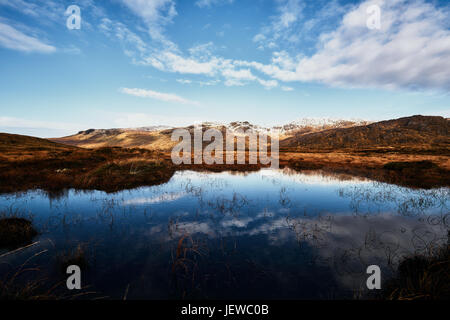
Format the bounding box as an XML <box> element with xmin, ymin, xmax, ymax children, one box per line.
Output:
<box><xmin>280</xmin><ymin>115</ymin><xmax>450</xmax><ymax>151</ymax></box>
<box><xmin>49</xmin><ymin>116</ymin><xmax>449</xmax><ymax>153</ymax></box>
<box><xmin>51</xmin><ymin>118</ymin><xmax>370</xmax><ymax>150</ymax></box>
<box><xmin>51</xmin><ymin>128</ymin><xmax>177</xmax><ymax>151</ymax></box>
<box><xmin>273</xmin><ymin>118</ymin><xmax>371</xmax><ymax>136</ymax></box>
<box><xmin>126</xmin><ymin>125</ymin><xmax>173</xmax><ymax>132</ymax></box>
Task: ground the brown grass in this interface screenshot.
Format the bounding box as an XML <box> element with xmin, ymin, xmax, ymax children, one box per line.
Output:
<box><xmin>282</xmin><ymin>151</ymin><xmax>450</xmax><ymax>189</ymax></box>
<box><xmin>0</xmin><ymin>132</ymin><xmax>449</xmax><ymax>193</ymax></box>
<box><xmin>0</xmin><ymin>135</ymin><xmax>176</xmax><ymax>193</ymax></box>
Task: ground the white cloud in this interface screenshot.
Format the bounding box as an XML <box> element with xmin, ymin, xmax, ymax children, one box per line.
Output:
<box><xmin>258</xmin><ymin>79</ymin><xmax>278</xmax><ymax>90</ymax></box>
<box><xmin>224</xmin><ymin>79</ymin><xmax>245</xmax><ymax>87</ymax></box>
<box><xmin>120</xmin><ymin>87</ymin><xmax>200</xmax><ymax>106</ymax></box>
<box><xmin>195</xmin><ymin>0</ymin><xmax>234</xmax><ymax>8</ymax></box>
<box><xmin>0</xmin><ymin>0</ymin><xmax>63</xmax><ymax>22</ymax></box>
<box><xmin>176</xmin><ymin>79</ymin><xmax>192</xmax><ymax>84</ymax></box>
<box><xmin>189</xmin><ymin>42</ymin><xmax>214</xmax><ymax>58</ymax></box>
<box><xmin>248</xmin><ymin>0</ymin><xmax>450</xmax><ymax>91</ymax></box>
<box><xmin>281</xmin><ymin>86</ymin><xmax>294</xmax><ymax>91</ymax></box>
<box><xmin>252</xmin><ymin>34</ymin><xmax>266</xmax><ymax>42</ymax></box>
<box><xmin>123</xmin><ymin>192</ymin><xmax>186</xmax><ymax>205</ymax></box>
<box><xmin>222</xmin><ymin>68</ymin><xmax>256</xmax><ymax>81</ymax></box>
<box><xmin>275</xmin><ymin>0</ymin><xmax>303</xmax><ymax>30</ymax></box>
<box><xmin>142</xmin><ymin>50</ymin><xmax>228</xmax><ymax>75</ymax></box>
<box><xmin>0</xmin><ymin>22</ymin><xmax>56</xmax><ymax>53</ymax></box>
<box><xmin>141</xmin><ymin>48</ymin><xmax>280</xmax><ymax>90</ymax></box>
<box><xmin>99</xmin><ymin>3</ymin><xmax>290</xmax><ymax>91</ymax></box>
<box><xmin>114</xmin><ymin>0</ymin><xmax>450</xmax><ymax>93</ymax></box>
<box><xmin>121</xmin><ymin>0</ymin><xmax>177</xmax><ymax>42</ymax></box>
<box><xmin>253</xmin><ymin>0</ymin><xmax>304</xmax><ymax>49</ymax></box>
<box><xmin>221</xmin><ymin>67</ymin><xmax>278</xmax><ymax>89</ymax></box>
<box><xmin>198</xmin><ymin>79</ymin><xmax>221</xmax><ymax>86</ymax></box>
<box><xmin>177</xmin><ymin>78</ymin><xmax>221</xmax><ymax>86</ymax></box>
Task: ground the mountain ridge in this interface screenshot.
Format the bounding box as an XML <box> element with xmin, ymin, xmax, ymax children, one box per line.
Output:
<box><xmin>50</xmin><ymin>115</ymin><xmax>449</xmax><ymax>152</ymax></box>
<box><xmin>281</xmin><ymin>115</ymin><xmax>449</xmax><ymax>151</ymax></box>
<box><xmin>52</xmin><ymin>117</ymin><xmax>375</xmax><ymax>150</ymax></box>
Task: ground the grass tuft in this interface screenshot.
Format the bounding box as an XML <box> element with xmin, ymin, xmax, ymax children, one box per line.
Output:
<box><xmin>0</xmin><ymin>218</ymin><xmax>38</xmax><ymax>250</ymax></box>
<box><xmin>382</xmin><ymin>240</ymin><xmax>450</xmax><ymax>300</ymax></box>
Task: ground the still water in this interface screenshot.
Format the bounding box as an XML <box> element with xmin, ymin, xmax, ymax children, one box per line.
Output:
<box><xmin>0</xmin><ymin>169</ymin><xmax>448</xmax><ymax>299</ymax></box>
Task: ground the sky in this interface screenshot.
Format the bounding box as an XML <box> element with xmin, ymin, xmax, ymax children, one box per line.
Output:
<box><xmin>0</xmin><ymin>0</ymin><xmax>449</xmax><ymax>137</ymax></box>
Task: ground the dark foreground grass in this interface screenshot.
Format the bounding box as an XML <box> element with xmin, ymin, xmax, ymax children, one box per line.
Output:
<box><xmin>382</xmin><ymin>239</ymin><xmax>450</xmax><ymax>300</ymax></box>
<box><xmin>0</xmin><ymin>218</ymin><xmax>38</xmax><ymax>250</ymax></box>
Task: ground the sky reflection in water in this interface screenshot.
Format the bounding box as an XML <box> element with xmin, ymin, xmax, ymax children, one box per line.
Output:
<box><xmin>0</xmin><ymin>169</ymin><xmax>448</xmax><ymax>299</ymax></box>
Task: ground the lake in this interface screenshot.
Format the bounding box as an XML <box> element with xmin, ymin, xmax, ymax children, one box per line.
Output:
<box><xmin>0</xmin><ymin>168</ymin><xmax>448</xmax><ymax>299</ymax></box>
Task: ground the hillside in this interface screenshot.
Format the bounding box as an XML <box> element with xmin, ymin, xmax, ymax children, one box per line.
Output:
<box><xmin>0</xmin><ymin>132</ymin><xmax>174</xmax><ymax>193</ymax></box>
<box><xmin>51</xmin><ymin>128</ymin><xmax>177</xmax><ymax>151</ymax></box>
<box><xmin>281</xmin><ymin>116</ymin><xmax>450</xmax><ymax>152</ymax></box>
<box><xmin>51</xmin><ymin>116</ymin><xmax>449</xmax><ymax>153</ymax></box>
<box><xmin>51</xmin><ymin>119</ymin><xmax>371</xmax><ymax>150</ymax></box>
<box><xmin>0</xmin><ymin>133</ymin><xmax>78</xmax><ymax>161</ymax></box>
<box><xmin>274</xmin><ymin>118</ymin><xmax>371</xmax><ymax>136</ymax></box>
<box><xmin>0</xmin><ymin>125</ymin><xmax>449</xmax><ymax>191</ymax></box>
<box><xmin>0</xmin><ymin>132</ymin><xmax>77</xmax><ymax>150</ymax></box>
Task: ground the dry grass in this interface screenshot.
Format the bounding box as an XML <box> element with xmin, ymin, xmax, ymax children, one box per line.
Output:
<box><xmin>282</xmin><ymin>152</ymin><xmax>450</xmax><ymax>188</ymax></box>
<box><xmin>382</xmin><ymin>239</ymin><xmax>450</xmax><ymax>300</ymax></box>
<box><xmin>0</xmin><ymin>135</ymin><xmax>176</xmax><ymax>193</ymax></box>
<box><xmin>1</xmin><ymin>131</ymin><xmax>449</xmax><ymax>193</ymax></box>
<box><xmin>51</xmin><ymin>130</ymin><xmax>177</xmax><ymax>151</ymax></box>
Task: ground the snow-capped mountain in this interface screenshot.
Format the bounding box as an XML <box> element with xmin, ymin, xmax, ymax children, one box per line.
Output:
<box><xmin>272</xmin><ymin>118</ymin><xmax>372</xmax><ymax>135</ymax></box>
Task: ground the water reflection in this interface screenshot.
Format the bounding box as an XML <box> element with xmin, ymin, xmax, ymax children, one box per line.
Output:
<box><xmin>0</xmin><ymin>169</ymin><xmax>448</xmax><ymax>299</ymax></box>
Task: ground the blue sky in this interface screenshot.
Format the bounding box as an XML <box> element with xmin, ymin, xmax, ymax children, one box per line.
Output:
<box><xmin>0</xmin><ymin>0</ymin><xmax>449</xmax><ymax>137</ymax></box>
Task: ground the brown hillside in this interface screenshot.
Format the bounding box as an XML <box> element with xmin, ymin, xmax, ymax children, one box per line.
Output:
<box><xmin>0</xmin><ymin>133</ymin><xmax>78</xmax><ymax>161</ymax></box>
<box><xmin>51</xmin><ymin>129</ymin><xmax>177</xmax><ymax>151</ymax></box>
<box><xmin>281</xmin><ymin>116</ymin><xmax>450</xmax><ymax>152</ymax></box>
<box><xmin>0</xmin><ymin>133</ymin><xmax>78</xmax><ymax>150</ymax></box>
<box><xmin>51</xmin><ymin>120</ymin><xmax>367</xmax><ymax>151</ymax></box>
<box><xmin>0</xmin><ymin>132</ymin><xmax>174</xmax><ymax>193</ymax></box>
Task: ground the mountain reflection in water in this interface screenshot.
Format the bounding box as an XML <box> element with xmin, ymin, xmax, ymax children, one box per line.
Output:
<box><xmin>0</xmin><ymin>169</ymin><xmax>448</xmax><ymax>299</ymax></box>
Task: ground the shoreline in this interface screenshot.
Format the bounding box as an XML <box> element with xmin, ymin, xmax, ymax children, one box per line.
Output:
<box><xmin>1</xmin><ymin>146</ymin><xmax>448</xmax><ymax>194</ymax></box>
